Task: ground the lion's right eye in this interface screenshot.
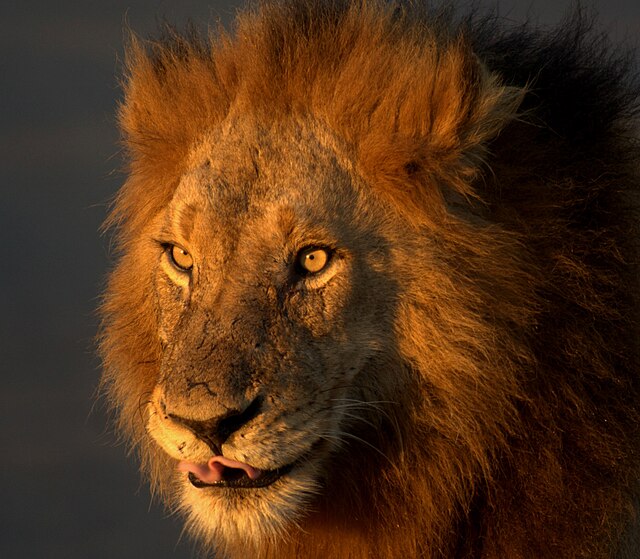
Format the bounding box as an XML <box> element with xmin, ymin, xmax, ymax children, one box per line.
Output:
<box><xmin>168</xmin><ymin>245</ymin><xmax>194</xmax><ymax>272</ymax></box>
<box><xmin>295</xmin><ymin>246</ymin><xmax>331</xmax><ymax>275</ymax></box>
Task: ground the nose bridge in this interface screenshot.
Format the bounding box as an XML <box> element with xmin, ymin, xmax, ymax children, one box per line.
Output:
<box><xmin>211</xmin><ymin>203</ymin><xmax>282</xmax><ymax>315</ymax></box>
<box><xmin>199</xmin><ymin>247</ymin><xmax>265</xmax><ymax>325</ymax></box>
<box><xmin>160</xmin><ymin>302</ymin><xmax>259</xmax><ymax>420</ymax></box>
<box><xmin>204</xmin><ymin>262</ymin><xmax>275</xmax><ymax>342</ymax></box>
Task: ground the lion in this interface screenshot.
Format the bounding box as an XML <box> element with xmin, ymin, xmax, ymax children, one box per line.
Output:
<box><xmin>100</xmin><ymin>1</ymin><xmax>640</xmax><ymax>557</ymax></box>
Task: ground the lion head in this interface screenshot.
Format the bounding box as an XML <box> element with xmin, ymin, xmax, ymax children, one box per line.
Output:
<box><xmin>101</xmin><ymin>2</ymin><xmax>640</xmax><ymax>558</ymax></box>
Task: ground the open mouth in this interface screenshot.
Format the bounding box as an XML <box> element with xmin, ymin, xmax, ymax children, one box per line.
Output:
<box><xmin>187</xmin><ymin>463</ymin><xmax>294</xmax><ymax>489</ymax></box>
<box><xmin>179</xmin><ymin>440</ymin><xmax>324</xmax><ymax>490</ymax></box>
<box><xmin>180</xmin><ymin>454</ymin><xmax>296</xmax><ymax>489</ymax></box>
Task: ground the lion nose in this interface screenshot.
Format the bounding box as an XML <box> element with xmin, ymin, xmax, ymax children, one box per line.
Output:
<box><xmin>168</xmin><ymin>396</ymin><xmax>263</xmax><ymax>455</ymax></box>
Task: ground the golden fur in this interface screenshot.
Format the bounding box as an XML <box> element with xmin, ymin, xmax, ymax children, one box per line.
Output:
<box><xmin>100</xmin><ymin>1</ymin><xmax>640</xmax><ymax>557</ymax></box>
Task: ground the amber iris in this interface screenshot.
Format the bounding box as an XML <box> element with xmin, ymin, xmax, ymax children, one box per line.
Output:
<box><xmin>169</xmin><ymin>245</ymin><xmax>193</xmax><ymax>271</ymax></box>
<box><xmin>297</xmin><ymin>247</ymin><xmax>330</xmax><ymax>274</ymax></box>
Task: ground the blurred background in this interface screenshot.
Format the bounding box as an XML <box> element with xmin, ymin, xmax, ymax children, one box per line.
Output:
<box><xmin>1</xmin><ymin>1</ymin><xmax>639</xmax><ymax>557</ymax></box>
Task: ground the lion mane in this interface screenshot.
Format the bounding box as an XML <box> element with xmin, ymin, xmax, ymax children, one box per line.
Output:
<box><xmin>100</xmin><ymin>1</ymin><xmax>640</xmax><ymax>558</ymax></box>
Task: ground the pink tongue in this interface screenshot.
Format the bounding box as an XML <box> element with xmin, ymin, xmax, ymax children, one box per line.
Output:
<box><xmin>178</xmin><ymin>456</ymin><xmax>262</xmax><ymax>483</ymax></box>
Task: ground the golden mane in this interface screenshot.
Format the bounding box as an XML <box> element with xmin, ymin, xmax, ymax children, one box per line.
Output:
<box><xmin>113</xmin><ymin>1</ymin><xmax>522</xmax><ymax>234</ymax></box>
<box><xmin>101</xmin><ymin>1</ymin><xmax>640</xmax><ymax>557</ymax></box>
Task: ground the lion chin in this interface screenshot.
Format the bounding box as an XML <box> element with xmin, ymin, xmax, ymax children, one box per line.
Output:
<box><xmin>100</xmin><ymin>1</ymin><xmax>640</xmax><ymax>558</ymax></box>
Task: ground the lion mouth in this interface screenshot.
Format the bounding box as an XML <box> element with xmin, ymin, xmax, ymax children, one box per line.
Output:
<box><xmin>179</xmin><ymin>455</ymin><xmax>295</xmax><ymax>489</ymax></box>
<box><xmin>186</xmin><ymin>465</ymin><xmax>294</xmax><ymax>489</ymax></box>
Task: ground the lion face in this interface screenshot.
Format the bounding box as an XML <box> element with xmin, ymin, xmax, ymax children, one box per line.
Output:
<box><xmin>142</xmin><ymin>120</ymin><xmax>403</xmax><ymax>544</ymax></box>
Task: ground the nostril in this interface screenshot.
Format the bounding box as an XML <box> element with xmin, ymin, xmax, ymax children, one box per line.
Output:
<box><xmin>169</xmin><ymin>396</ymin><xmax>263</xmax><ymax>454</ymax></box>
<box><xmin>217</xmin><ymin>396</ymin><xmax>263</xmax><ymax>442</ymax></box>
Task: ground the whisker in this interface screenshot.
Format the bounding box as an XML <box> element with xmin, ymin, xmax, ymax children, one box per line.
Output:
<box><xmin>329</xmin><ymin>400</ymin><xmax>400</xmax><ymax>426</ymax></box>
<box><xmin>330</xmin><ymin>397</ymin><xmax>399</xmax><ymax>406</ymax></box>
<box><xmin>335</xmin><ymin>410</ymin><xmax>378</xmax><ymax>430</ymax></box>
<box><xmin>329</xmin><ymin>430</ymin><xmax>396</xmax><ymax>466</ymax></box>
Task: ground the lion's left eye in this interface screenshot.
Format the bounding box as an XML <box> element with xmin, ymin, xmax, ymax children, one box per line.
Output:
<box><xmin>168</xmin><ymin>245</ymin><xmax>193</xmax><ymax>272</ymax></box>
<box><xmin>296</xmin><ymin>247</ymin><xmax>331</xmax><ymax>275</ymax></box>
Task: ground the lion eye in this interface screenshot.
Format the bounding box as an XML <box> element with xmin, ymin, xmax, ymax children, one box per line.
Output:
<box><xmin>168</xmin><ymin>245</ymin><xmax>193</xmax><ymax>271</ymax></box>
<box><xmin>296</xmin><ymin>247</ymin><xmax>330</xmax><ymax>275</ymax></box>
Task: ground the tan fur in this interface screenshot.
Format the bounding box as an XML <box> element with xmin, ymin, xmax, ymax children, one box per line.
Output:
<box><xmin>100</xmin><ymin>1</ymin><xmax>640</xmax><ymax>558</ymax></box>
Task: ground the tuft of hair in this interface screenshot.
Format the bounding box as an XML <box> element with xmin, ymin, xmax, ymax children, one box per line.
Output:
<box><xmin>101</xmin><ymin>1</ymin><xmax>640</xmax><ymax>558</ymax></box>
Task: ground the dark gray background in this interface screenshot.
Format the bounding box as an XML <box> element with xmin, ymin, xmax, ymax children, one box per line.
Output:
<box><xmin>1</xmin><ymin>1</ymin><xmax>638</xmax><ymax>557</ymax></box>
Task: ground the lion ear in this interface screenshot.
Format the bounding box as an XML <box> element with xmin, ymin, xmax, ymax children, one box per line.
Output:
<box><xmin>351</xmin><ymin>41</ymin><xmax>524</xmax><ymax>214</ymax></box>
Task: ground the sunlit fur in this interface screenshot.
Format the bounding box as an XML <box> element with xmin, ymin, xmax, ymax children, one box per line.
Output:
<box><xmin>100</xmin><ymin>1</ymin><xmax>640</xmax><ymax>558</ymax></box>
